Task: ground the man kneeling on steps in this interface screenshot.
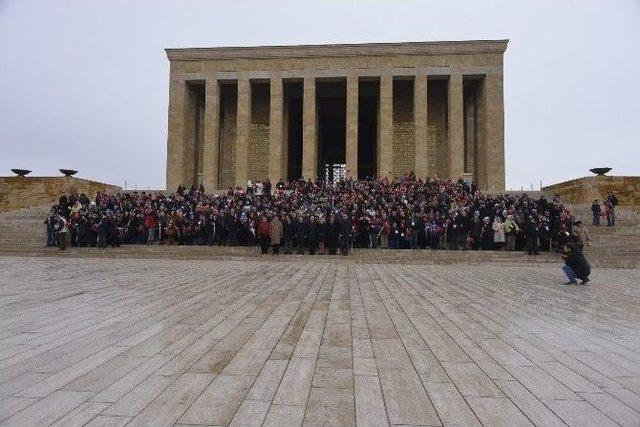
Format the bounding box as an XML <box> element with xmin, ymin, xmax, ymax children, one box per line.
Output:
<box><xmin>561</xmin><ymin>244</ymin><xmax>591</xmax><ymax>285</ymax></box>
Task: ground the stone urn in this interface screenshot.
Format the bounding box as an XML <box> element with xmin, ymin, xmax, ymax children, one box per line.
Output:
<box><xmin>59</xmin><ymin>169</ymin><xmax>78</xmax><ymax>177</ymax></box>
<box><xmin>589</xmin><ymin>167</ymin><xmax>612</xmax><ymax>176</ymax></box>
<box><xmin>11</xmin><ymin>169</ymin><xmax>31</xmax><ymax>177</ymax></box>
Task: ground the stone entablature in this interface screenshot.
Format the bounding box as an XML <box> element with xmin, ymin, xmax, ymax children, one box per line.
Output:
<box><xmin>165</xmin><ymin>40</ymin><xmax>507</xmax><ymax>192</ymax></box>
<box><xmin>166</xmin><ymin>40</ymin><xmax>508</xmax><ymax>60</ymax></box>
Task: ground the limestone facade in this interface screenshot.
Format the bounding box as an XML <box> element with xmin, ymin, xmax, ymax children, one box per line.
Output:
<box><xmin>0</xmin><ymin>177</ymin><xmax>122</xmax><ymax>212</ymax></box>
<box><xmin>166</xmin><ymin>40</ymin><xmax>508</xmax><ymax>191</ymax></box>
<box><xmin>543</xmin><ymin>176</ymin><xmax>640</xmax><ymax>207</ymax></box>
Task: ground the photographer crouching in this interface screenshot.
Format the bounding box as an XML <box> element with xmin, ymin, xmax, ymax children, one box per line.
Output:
<box><xmin>560</xmin><ymin>243</ymin><xmax>591</xmax><ymax>285</ymax></box>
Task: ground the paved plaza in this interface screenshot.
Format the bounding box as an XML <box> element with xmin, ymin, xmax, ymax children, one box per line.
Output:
<box><xmin>0</xmin><ymin>257</ymin><xmax>639</xmax><ymax>426</ymax></box>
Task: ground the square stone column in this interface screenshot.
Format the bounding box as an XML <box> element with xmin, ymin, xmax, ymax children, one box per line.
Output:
<box><xmin>413</xmin><ymin>74</ymin><xmax>429</xmax><ymax>179</ymax></box>
<box><xmin>166</xmin><ymin>78</ymin><xmax>187</xmax><ymax>190</ymax></box>
<box><xmin>378</xmin><ymin>74</ymin><xmax>393</xmax><ymax>178</ymax></box>
<box><xmin>302</xmin><ymin>76</ymin><xmax>317</xmax><ymax>179</ymax></box>
<box><xmin>464</xmin><ymin>89</ymin><xmax>476</xmax><ymax>176</ymax></box>
<box><xmin>268</xmin><ymin>75</ymin><xmax>285</xmax><ymax>183</ymax></box>
<box><xmin>447</xmin><ymin>73</ymin><xmax>464</xmax><ymax>181</ymax></box>
<box><xmin>202</xmin><ymin>77</ymin><xmax>220</xmax><ymax>191</ymax></box>
<box><xmin>346</xmin><ymin>74</ymin><xmax>359</xmax><ymax>179</ymax></box>
<box><xmin>235</xmin><ymin>77</ymin><xmax>251</xmax><ymax>187</ymax></box>
<box><xmin>483</xmin><ymin>73</ymin><xmax>505</xmax><ymax>191</ymax></box>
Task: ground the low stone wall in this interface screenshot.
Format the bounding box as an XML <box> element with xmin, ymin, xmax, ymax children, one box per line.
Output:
<box><xmin>0</xmin><ymin>176</ymin><xmax>122</xmax><ymax>212</ymax></box>
<box><xmin>543</xmin><ymin>176</ymin><xmax>639</xmax><ymax>207</ymax></box>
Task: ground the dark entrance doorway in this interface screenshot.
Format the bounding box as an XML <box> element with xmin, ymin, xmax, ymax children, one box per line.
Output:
<box><xmin>285</xmin><ymin>81</ymin><xmax>303</xmax><ymax>180</ymax></box>
<box><xmin>358</xmin><ymin>80</ymin><xmax>378</xmax><ymax>178</ymax></box>
<box><xmin>317</xmin><ymin>81</ymin><xmax>346</xmax><ymax>183</ymax></box>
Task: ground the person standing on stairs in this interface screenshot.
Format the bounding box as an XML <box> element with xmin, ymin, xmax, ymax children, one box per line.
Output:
<box><xmin>591</xmin><ymin>200</ymin><xmax>601</xmax><ymax>226</ymax></box>
<box><xmin>605</xmin><ymin>192</ymin><xmax>618</xmax><ymax>226</ymax></box>
<box><xmin>56</xmin><ymin>213</ymin><xmax>68</xmax><ymax>250</ymax></box>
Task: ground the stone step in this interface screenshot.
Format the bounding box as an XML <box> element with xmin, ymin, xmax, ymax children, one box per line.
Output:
<box><xmin>0</xmin><ymin>209</ymin><xmax>52</xmax><ymax>219</ymax></box>
<box><xmin>0</xmin><ymin>246</ymin><xmax>636</xmax><ymax>268</ymax></box>
<box><xmin>1</xmin><ymin>233</ymin><xmax>637</xmax><ymax>249</ymax></box>
<box><xmin>565</xmin><ymin>208</ymin><xmax>639</xmax><ymax>226</ymax></box>
<box><xmin>2</xmin><ymin>204</ymin><xmax>638</xmax><ymax>258</ymax></box>
<box><xmin>584</xmin><ymin>230</ymin><xmax>640</xmax><ymax>238</ymax></box>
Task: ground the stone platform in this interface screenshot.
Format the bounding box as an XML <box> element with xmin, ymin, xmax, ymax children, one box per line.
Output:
<box><xmin>1</xmin><ymin>257</ymin><xmax>639</xmax><ymax>426</ymax></box>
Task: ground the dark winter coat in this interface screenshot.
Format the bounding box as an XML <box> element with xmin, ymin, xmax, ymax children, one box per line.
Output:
<box><xmin>565</xmin><ymin>250</ymin><xmax>591</xmax><ymax>279</ymax></box>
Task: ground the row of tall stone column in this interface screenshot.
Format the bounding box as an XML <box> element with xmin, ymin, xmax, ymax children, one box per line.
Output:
<box><xmin>194</xmin><ymin>73</ymin><xmax>503</xmax><ymax>191</ymax></box>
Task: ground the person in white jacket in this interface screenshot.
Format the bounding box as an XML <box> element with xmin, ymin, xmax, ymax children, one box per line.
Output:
<box><xmin>56</xmin><ymin>214</ymin><xmax>68</xmax><ymax>250</ymax></box>
<box><xmin>492</xmin><ymin>216</ymin><xmax>505</xmax><ymax>250</ymax></box>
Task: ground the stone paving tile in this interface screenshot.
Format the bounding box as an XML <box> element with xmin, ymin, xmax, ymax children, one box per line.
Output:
<box><xmin>0</xmin><ymin>396</ymin><xmax>38</xmax><ymax>422</ymax></box>
<box><xmin>0</xmin><ymin>257</ymin><xmax>639</xmax><ymax>426</ymax></box>
<box><xmin>2</xmin><ymin>390</ymin><xmax>92</xmax><ymax>426</ymax></box>
<box><xmin>304</xmin><ymin>387</ymin><xmax>355</xmax><ymax>426</ymax></box>
<box><xmin>494</xmin><ymin>379</ymin><xmax>566</xmax><ymax>426</ymax></box>
<box><xmin>262</xmin><ymin>403</ymin><xmax>305</xmax><ymax>426</ymax></box>
<box><xmin>466</xmin><ymin>396</ymin><xmax>535</xmax><ymax>426</ymax></box>
<box><xmin>424</xmin><ymin>381</ymin><xmax>481</xmax><ymax>426</ymax></box>
<box><xmin>353</xmin><ymin>375</ymin><xmax>388</xmax><ymax>427</ymax></box>
<box><xmin>50</xmin><ymin>401</ymin><xmax>110</xmax><ymax>427</ymax></box>
<box><xmin>545</xmin><ymin>399</ymin><xmax>619</xmax><ymax>426</ymax></box>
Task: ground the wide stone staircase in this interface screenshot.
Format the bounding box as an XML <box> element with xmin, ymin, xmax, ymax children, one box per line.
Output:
<box><xmin>0</xmin><ymin>206</ymin><xmax>50</xmax><ymax>248</ymax></box>
<box><xmin>0</xmin><ymin>203</ymin><xmax>638</xmax><ymax>267</ymax></box>
<box><xmin>564</xmin><ymin>203</ymin><xmax>639</xmax><ymax>268</ymax></box>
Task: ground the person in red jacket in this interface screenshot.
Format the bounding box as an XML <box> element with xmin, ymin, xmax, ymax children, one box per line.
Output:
<box><xmin>144</xmin><ymin>210</ymin><xmax>157</xmax><ymax>244</ymax></box>
<box><xmin>257</xmin><ymin>216</ymin><xmax>271</xmax><ymax>254</ymax></box>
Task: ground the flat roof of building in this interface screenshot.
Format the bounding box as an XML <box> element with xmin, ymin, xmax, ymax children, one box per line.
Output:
<box><xmin>166</xmin><ymin>40</ymin><xmax>509</xmax><ymax>61</ymax></box>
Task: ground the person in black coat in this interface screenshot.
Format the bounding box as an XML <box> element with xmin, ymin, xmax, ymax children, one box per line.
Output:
<box><xmin>282</xmin><ymin>215</ymin><xmax>294</xmax><ymax>254</ymax></box>
<box><xmin>107</xmin><ymin>214</ymin><xmax>120</xmax><ymax>247</ymax></box>
<box><xmin>416</xmin><ymin>215</ymin><xmax>427</xmax><ymax>249</ymax></box>
<box><xmin>339</xmin><ymin>213</ymin><xmax>352</xmax><ymax>255</ymax></box>
<box><xmin>480</xmin><ymin>217</ymin><xmax>494</xmax><ymax>250</ymax></box>
<box><xmin>469</xmin><ymin>217</ymin><xmax>482</xmax><ymax>250</ymax></box>
<box><xmin>606</xmin><ymin>192</ymin><xmax>618</xmax><ymax>226</ymax></box>
<box><xmin>98</xmin><ymin>215</ymin><xmax>110</xmax><ymax>248</ymax></box>
<box><xmin>326</xmin><ymin>214</ymin><xmax>340</xmax><ymax>255</ymax></box>
<box><xmin>446</xmin><ymin>218</ymin><xmax>458</xmax><ymax>250</ymax></box>
<box><xmin>215</xmin><ymin>214</ymin><xmax>227</xmax><ymax>246</ymax></box>
<box><xmin>76</xmin><ymin>216</ymin><xmax>87</xmax><ymax>247</ymax></box>
<box><xmin>306</xmin><ymin>215</ymin><xmax>318</xmax><ymax>255</ymax></box>
<box><xmin>317</xmin><ymin>217</ymin><xmax>327</xmax><ymax>255</ymax></box>
<box><xmin>58</xmin><ymin>193</ymin><xmax>70</xmax><ymax>219</ymax></box>
<box><xmin>205</xmin><ymin>215</ymin><xmax>216</xmax><ymax>246</ymax></box>
<box><xmin>561</xmin><ymin>244</ymin><xmax>591</xmax><ymax>285</ymax></box>
<box><xmin>524</xmin><ymin>216</ymin><xmax>540</xmax><ymax>255</ymax></box>
<box><xmin>291</xmin><ymin>214</ymin><xmax>305</xmax><ymax>254</ymax></box>
<box><xmin>591</xmin><ymin>200</ymin><xmax>601</xmax><ymax>226</ymax></box>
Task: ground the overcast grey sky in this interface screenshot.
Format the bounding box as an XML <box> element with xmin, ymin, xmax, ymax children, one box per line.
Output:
<box><xmin>1</xmin><ymin>0</ymin><xmax>639</xmax><ymax>190</ymax></box>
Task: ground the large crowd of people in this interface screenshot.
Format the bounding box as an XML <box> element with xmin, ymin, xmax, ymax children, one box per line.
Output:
<box><xmin>46</xmin><ymin>174</ymin><xmax>582</xmax><ymax>255</ymax></box>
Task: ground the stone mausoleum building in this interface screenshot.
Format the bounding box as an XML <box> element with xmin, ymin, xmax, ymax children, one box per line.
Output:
<box><xmin>165</xmin><ymin>40</ymin><xmax>507</xmax><ymax>191</ymax></box>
